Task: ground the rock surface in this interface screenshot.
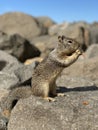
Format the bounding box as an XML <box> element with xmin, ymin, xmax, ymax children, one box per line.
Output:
<box><xmin>0</xmin><ymin>116</ymin><xmax>8</xmax><ymax>130</ymax></box>
<box><xmin>0</xmin><ymin>50</ymin><xmax>22</xmax><ymax>74</ymax></box>
<box><xmin>14</xmin><ymin>62</ymin><xmax>37</xmax><ymax>84</ymax></box>
<box><xmin>37</xmin><ymin>16</ymin><xmax>55</xmax><ymax>28</ymax></box>
<box><xmin>0</xmin><ymin>32</ymin><xmax>41</xmax><ymax>62</ymax></box>
<box><xmin>61</xmin><ymin>57</ymin><xmax>98</xmax><ymax>86</ymax></box>
<box><xmin>8</xmin><ymin>90</ymin><xmax>98</xmax><ymax>130</ymax></box>
<box><xmin>0</xmin><ymin>71</ymin><xmax>19</xmax><ymax>90</ymax></box>
<box><xmin>89</xmin><ymin>24</ymin><xmax>98</xmax><ymax>44</ymax></box>
<box><xmin>85</xmin><ymin>44</ymin><xmax>98</xmax><ymax>58</ymax></box>
<box><xmin>32</xmin><ymin>35</ymin><xmax>58</xmax><ymax>58</ymax></box>
<box><xmin>36</xmin><ymin>16</ymin><xmax>55</xmax><ymax>35</ymax></box>
<box><xmin>0</xmin><ymin>89</ymin><xmax>9</xmax><ymax>101</ymax></box>
<box><xmin>48</xmin><ymin>22</ymin><xmax>69</xmax><ymax>36</ymax></box>
<box><xmin>0</xmin><ymin>12</ymin><xmax>41</xmax><ymax>40</ymax></box>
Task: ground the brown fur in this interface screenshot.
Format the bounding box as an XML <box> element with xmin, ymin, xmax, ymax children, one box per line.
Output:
<box><xmin>31</xmin><ymin>36</ymin><xmax>82</xmax><ymax>99</ymax></box>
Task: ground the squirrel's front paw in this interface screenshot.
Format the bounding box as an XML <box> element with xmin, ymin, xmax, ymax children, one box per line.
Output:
<box><xmin>76</xmin><ymin>49</ymin><xmax>82</xmax><ymax>55</ymax></box>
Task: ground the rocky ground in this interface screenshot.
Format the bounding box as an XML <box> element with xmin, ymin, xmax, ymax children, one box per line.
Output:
<box><xmin>0</xmin><ymin>12</ymin><xmax>98</xmax><ymax>130</ymax></box>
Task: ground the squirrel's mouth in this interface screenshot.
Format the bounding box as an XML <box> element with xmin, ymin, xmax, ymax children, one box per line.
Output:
<box><xmin>67</xmin><ymin>46</ymin><xmax>82</xmax><ymax>56</ymax></box>
<box><xmin>59</xmin><ymin>44</ymin><xmax>82</xmax><ymax>57</ymax></box>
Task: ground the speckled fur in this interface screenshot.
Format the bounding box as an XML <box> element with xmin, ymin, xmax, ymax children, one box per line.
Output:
<box><xmin>31</xmin><ymin>35</ymin><xmax>82</xmax><ymax>98</ymax></box>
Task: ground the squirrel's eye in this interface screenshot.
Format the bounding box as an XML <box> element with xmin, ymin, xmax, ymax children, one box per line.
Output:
<box><xmin>68</xmin><ymin>40</ymin><xmax>72</xmax><ymax>44</ymax></box>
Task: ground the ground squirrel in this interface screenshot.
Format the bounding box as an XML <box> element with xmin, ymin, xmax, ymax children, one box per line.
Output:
<box><xmin>0</xmin><ymin>35</ymin><xmax>82</xmax><ymax>122</ymax></box>
<box><xmin>31</xmin><ymin>35</ymin><xmax>82</xmax><ymax>101</ymax></box>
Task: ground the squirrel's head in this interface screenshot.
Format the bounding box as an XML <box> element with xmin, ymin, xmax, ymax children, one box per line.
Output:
<box><xmin>57</xmin><ymin>35</ymin><xmax>81</xmax><ymax>56</ymax></box>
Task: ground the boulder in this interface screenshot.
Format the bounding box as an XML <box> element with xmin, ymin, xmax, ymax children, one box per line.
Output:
<box><xmin>61</xmin><ymin>57</ymin><xmax>98</xmax><ymax>86</ymax></box>
<box><xmin>0</xmin><ymin>71</ymin><xmax>19</xmax><ymax>90</ymax></box>
<box><xmin>8</xmin><ymin>90</ymin><xmax>98</xmax><ymax>130</ymax></box>
<box><xmin>0</xmin><ymin>50</ymin><xmax>21</xmax><ymax>97</ymax></box>
<box><xmin>85</xmin><ymin>44</ymin><xmax>98</xmax><ymax>58</ymax></box>
<box><xmin>31</xmin><ymin>35</ymin><xmax>57</xmax><ymax>58</ymax></box>
<box><xmin>0</xmin><ymin>89</ymin><xmax>9</xmax><ymax>101</ymax></box>
<box><xmin>0</xmin><ymin>32</ymin><xmax>41</xmax><ymax>62</ymax></box>
<box><xmin>31</xmin><ymin>34</ymin><xmax>67</xmax><ymax>57</ymax></box>
<box><xmin>36</xmin><ymin>16</ymin><xmax>55</xmax><ymax>34</ymax></box>
<box><xmin>36</xmin><ymin>16</ymin><xmax>55</xmax><ymax>28</ymax></box>
<box><xmin>0</xmin><ymin>115</ymin><xmax>8</xmax><ymax>130</ymax></box>
<box><xmin>57</xmin><ymin>76</ymin><xmax>94</xmax><ymax>89</ymax></box>
<box><xmin>10</xmin><ymin>34</ymin><xmax>41</xmax><ymax>62</ymax></box>
<box><xmin>31</xmin><ymin>35</ymin><xmax>51</xmax><ymax>53</ymax></box>
<box><xmin>0</xmin><ymin>50</ymin><xmax>22</xmax><ymax>73</ymax></box>
<box><xmin>14</xmin><ymin>62</ymin><xmax>37</xmax><ymax>84</ymax></box>
<box><xmin>89</xmin><ymin>24</ymin><xmax>98</xmax><ymax>44</ymax></box>
<box><xmin>73</xmin><ymin>22</ymin><xmax>91</xmax><ymax>48</ymax></box>
<box><xmin>0</xmin><ymin>12</ymin><xmax>41</xmax><ymax>40</ymax></box>
<box><xmin>48</xmin><ymin>22</ymin><xmax>69</xmax><ymax>36</ymax></box>
<box><xmin>0</xmin><ymin>31</ymin><xmax>10</xmax><ymax>53</ymax></box>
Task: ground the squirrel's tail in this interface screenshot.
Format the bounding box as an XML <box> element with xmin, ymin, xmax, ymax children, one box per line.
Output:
<box><xmin>0</xmin><ymin>86</ymin><xmax>32</xmax><ymax>121</ymax></box>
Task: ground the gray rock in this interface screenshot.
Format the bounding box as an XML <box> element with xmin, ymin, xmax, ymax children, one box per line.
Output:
<box><xmin>36</xmin><ymin>16</ymin><xmax>55</xmax><ymax>29</ymax></box>
<box><xmin>0</xmin><ymin>12</ymin><xmax>41</xmax><ymax>41</ymax></box>
<box><xmin>0</xmin><ymin>115</ymin><xmax>8</xmax><ymax>130</ymax></box>
<box><xmin>61</xmin><ymin>57</ymin><xmax>98</xmax><ymax>86</ymax></box>
<box><xmin>0</xmin><ymin>31</ymin><xmax>10</xmax><ymax>51</ymax></box>
<box><xmin>48</xmin><ymin>22</ymin><xmax>69</xmax><ymax>36</ymax></box>
<box><xmin>89</xmin><ymin>24</ymin><xmax>98</xmax><ymax>44</ymax></box>
<box><xmin>8</xmin><ymin>90</ymin><xmax>98</xmax><ymax>130</ymax></box>
<box><xmin>31</xmin><ymin>35</ymin><xmax>51</xmax><ymax>53</ymax></box>
<box><xmin>29</xmin><ymin>16</ymin><xmax>56</xmax><ymax>36</ymax></box>
<box><xmin>57</xmin><ymin>76</ymin><xmax>94</xmax><ymax>88</ymax></box>
<box><xmin>0</xmin><ymin>72</ymin><xmax>19</xmax><ymax>90</ymax></box>
<box><xmin>85</xmin><ymin>44</ymin><xmax>98</xmax><ymax>58</ymax></box>
<box><xmin>0</xmin><ymin>89</ymin><xmax>9</xmax><ymax>101</ymax></box>
<box><xmin>0</xmin><ymin>32</ymin><xmax>41</xmax><ymax>62</ymax></box>
<box><xmin>71</xmin><ymin>22</ymin><xmax>91</xmax><ymax>48</ymax></box>
<box><xmin>14</xmin><ymin>62</ymin><xmax>37</xmax><ymax>83</ymax></box>
<box><xmin>31</xmin><ymin>35</ymin><xmax>56</xmax><ymax>58</ymax></box>
<box><xmin>10</xmin><ymin>34</ymin><xmax>41</xmax><ymax>62</ymax></box>
<box><xmin>0</xmin><ymin>50</ymin><xmax>22</xmax><ymax>73</ymax></box>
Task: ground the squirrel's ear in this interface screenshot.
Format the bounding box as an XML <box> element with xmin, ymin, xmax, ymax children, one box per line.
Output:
<box><xmin>58</xmin><ymin>35</ymin><xmax>63</xmax><ymax>43</ymax></box>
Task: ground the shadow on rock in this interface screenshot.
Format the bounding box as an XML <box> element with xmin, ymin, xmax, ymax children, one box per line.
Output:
<box><xmin>57</xmin><ymin>85</ymin><xmax>98</xmax><ymax>93</ymax></box>
<box><xmin>0</xmin><ymin>61</ymin><xmax>7</xmax><ymax>71</ymax></box>
<box><xmin>0</xmin><ymin>114</ymin><xmax>8</xmax><ymax>130</ymax></box>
